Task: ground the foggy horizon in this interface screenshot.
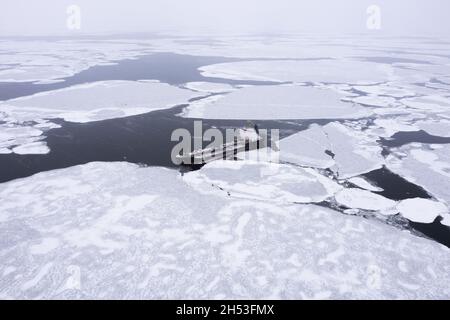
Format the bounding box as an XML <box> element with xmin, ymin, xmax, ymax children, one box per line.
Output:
<box><xmin>1</xmin><ymin>0</ymin><xmax>450</xmax><ymax>37</ymax></box>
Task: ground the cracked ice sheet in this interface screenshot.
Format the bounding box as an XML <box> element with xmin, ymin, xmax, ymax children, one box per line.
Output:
<box><xmin>1</xmin><ymin>162</ymin><xmax>450</xmax><ymax>299</ymax></box>
<box><xmin>387</xmin><ymin>144</ymin><xmax>450</xmax><ymax>207</ymax></box>
<box><xmin>278</xmin><ymin>122</ymin><xmax>384</xmax><ymax>179</ymax></box>
<box><xmin>1</xmin><ymin>80</ymin><xmax>203</xmax><ymax>123</ymax></box>
<box><xmin>182</xmin><ymin>160</ymin><xmax>342</xmax><ymax>204</ymax></box>
<box><xmin>181</xmin><ymin>85</ymin><xmax>371</xmax><ymax>120</ymax></box>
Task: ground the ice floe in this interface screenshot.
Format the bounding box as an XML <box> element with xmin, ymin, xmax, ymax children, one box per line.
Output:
<box><xmin>278</xmin><ymin>122</ymin><xmax>384</xmax><ymax>178</ymax></box>
<box><xmin>278</xmin><ymin>124</ymin><xmax>334</xmax><ymax>169</ymax></box>
<box><xmin>347</xmin><ymin>177</ymin><xmax>384</xmax><ymax>192</ymax></box>
<box><xmin>0</xmin><ymin>125</ymin><xmax>49</xmax><ymax>155</ymax></box>
<box><xmin>415</xmin><ymin>119</ymin><xmax>450</xmax><ymax>138</ymax></box>
<box><xmin>351</xmin><ymin>84</ymin><xmax>415</xmax><ymax>99</ymax></box>
<box><xmin>400</xmin><ymin>95</ymin><xmax>450</xmax><ymax>112</ymax></box>
<box><xmin>183</xmin><ymin>160</ymin><xmax>342</xmax><ymax>204</ymax></box>
<box><xmin>396</xmin><ymin>198</ymin><xmax>448</xmax><ymax>224</ymax></box>
<box><xmin>11</xmin><ymin>142</ymin><xmax>50</xmax><ymax>155</ymax></box>
<box><xmin>370</xmin><ymin>117</ymin><xmax>420</xmax><ymax>137</ymax></box>
<box><xmin>1</xmin><ymin>80</ymin><xmax>202</xmax><ymax>123</ymax></box>
<box><xmin>182</xmin><ymin>85</ymin><xmax>371</xmax><ymax>120</ymax></box>
<box><xmin>199</xmin><ymin>60</ymin><xmax>395</xmax><ymax>84</ymax></box>
<box><xmin>347</xmin><ymin>95</ymin><xmax>398</xmax><ymax>108</ymax></box>
<box><xmin>1</xmin><ymin>161</ymin><xmax>450</xmax><ymax>299</ymax></box>
<box><xmin>334</xmin><ymin>188</ymin><xmax>397</xmax><ymax>214</ymax></box>
<box><xmin>387</xmin><ymin>144</ymin><xmax>450</xmax><ymax>207</ymax></box>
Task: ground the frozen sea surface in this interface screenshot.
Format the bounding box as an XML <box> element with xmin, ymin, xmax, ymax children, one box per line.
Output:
<box><xmin>0</xmin><ymin>162</ymin><xmax>449</xmax><ymax>299</ymax></box>
<box><xmin>1</xmin><ymin>35</ymin><xmax>450</xmax><ymax>298</ymax></box>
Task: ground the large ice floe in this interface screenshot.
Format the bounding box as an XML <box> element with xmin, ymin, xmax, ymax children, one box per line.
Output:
<box><xmin>0</xmin><ymin>161</ymin><xmax>450</xmax><ymax>299</ymax></box>
<box><xmin>182</xmin><ymin>85</ymin><xmax>371</xmax><ymax>120</ymax></box>
<box><xmin>278</xmin><ymin>122</ymin><xmax>384</xmax><ymax>179</ymax></box>
<box><xmin>199</xmin><ymin>60</ymin><xmax>395</xmax><ymax>84</ymax></box>
<box><xmin>1</xmin><ymin>80</ymin><xmax>202</xmax><ymax>123</ymax></box>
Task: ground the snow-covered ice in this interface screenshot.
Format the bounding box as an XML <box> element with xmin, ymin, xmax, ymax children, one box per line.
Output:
<box><xmin>396</xmin><ymin>198</ymin><xmax>448</xmax><ymax>224</ymax></box>
<box><xmin>334</xmin><ymin>188</ymin><xmax>397</xmax><ymax>214</ymax></box>
<box><xmin>182</xmin><ymin>85</ymin><xmax>371</xmax><ymax>120</ymax></box>
<box><xmin>415</xmin><ymin>119</ymin><xmax>450</xmax><ymax>138</ymax></box>
<box><xmin>0</xmin><ymin>125</ymin><xmax>49</xmax><ymax>155</ymax></box>
<box><xmin>12</xmin><ymin>142</ymin><xmax>50</xmax><ymax>155</ymax></box>
<box><xmin>347</xmin><ymin>177</ymin><xmax>383</xmax><ymax>192</ymax></box>
<box><xmin>352</xmin><ymin>84</ymin><xmax>415</xmax><ymax>99</ymax></box>
<box><xmin>199</xmin><ymin>60</ymin><xmax>395</xmax><ymax>84</ymax></box>
<box><xmin>0</xmin><ymin>40</ymin><xmax>153</xmax><ymax>83</ymax></box>
<box><xmin>183</xmin><ymin>160</ymin><xmax>342</xmax><ymax>204</ymax></box>
<box><xmin>278</xmin><ymin>124</ymin><xmax>334</xmax><ymax>169</ymax></box>
<box><xmin>0</xmin><ymin>162</ymin><xmax>450</xmax><ymax>299</ymax></box>
<box><xmin>2</xmin><ymin>35</ymin><xmax>450</xmax><ymax>299</ymax></box>
<box><xmin>278</xmin><ymin>122</ymin><xmax>384</xmax><ymax>178</ymax></box>
<box><xmin>348</xmin><ymin>95</ymin><xmax>398</xmax><ymax>108</ymax></box>
<box><xmin>1</xmin><ymin>80</ymin><xmax>203</xmax><ymax>123</ymax></box>
<box><xmin>400</xmin><ymin>95</ymin><xmax>450</xmax><ymax>113</ymax></box>
<box><xmin>387</xmin><ymin>144</ymin><xmax>450</xmax><ymax>207</ymax></box>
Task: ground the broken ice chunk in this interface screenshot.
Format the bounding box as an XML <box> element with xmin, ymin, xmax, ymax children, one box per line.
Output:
<box><xmin>334</xmin><ymin>188</ymin><xmax>397</xmax><ymax>214</ymax></box>
<box><xmin>279</xmin><ymin>124</ymin><xmax>334</xmax><ymax>169</ymax></box>
<box><xmin>347</xmin><ymin>177</ymin><xmax>384</xmax><ymax>192</ymax></box>
<box><xmin>396</xmin><ymin>198</ymin><xmax>448</xmax><ymax>224</ymax></box>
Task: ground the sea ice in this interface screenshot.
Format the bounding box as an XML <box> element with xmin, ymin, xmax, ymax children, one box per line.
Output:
<box><xmin>279</xmin><ymin>122</ymin><xmax>383</xmax><ymax>178</ymax></box>
<box><xmin>400</xmin><ymin>95</ymin><xmax>450</xmax><ymax>112</ymax></box>
<box><xmin>1</xmin><ymin>80</ymin><xmax>202</xmax><ymax>123</ymax></box>
<box><xmin>278</xmin><ymin>124</ymin><xmax>334</xmax><ymax>169</ymax></box>
<box><xmin>199</xmin><ymin>60</ymin><xmax>394</xmax><ymax>84</ymax></box>
<box><xmin>0</xmin><ymin>162</ymin><xmax>449</xmax><ymax>299</ymax></box>
<box><xmin>183</xmin><ymin>82</ymin><xmax>235</xmax><ymax>93</ymax></box>
<box><xmin>12</xmin><ymin>142</ymin><xmax>50</xmax><ymax>155</ymax></box>
<box><xmin>351</xmin><ymin>84</ymin><xmax>415</xmax><ymax>99</ymax></box>
<box><xmin>396</xmin><ymin>198</ymin><xmax>448</xmax><ymax>224</ymax></box>
<box><xmin>347</xmin><ymin>177</ymin><xmax>384</xmax><ymax>192</ymax></box>
<box><xmin>0</xmin><ymin>40</ymin><xmax>152</xmax><ymax>83</ymax></box>
<box><xmin>181</xmin><ymin>85</ymin><xmax>371</xmax><ymax>120</ymax></box>
<box><xmin>348</xmin><ymin>95</ymin><xmax>398</xmax><ymax>108</ymax></box>
<box><xmin>182</xmin><ymin>160</ymin><xmax>342</xmax><ymax>204</ymax></box>
<box><xmin>387</xmin><ymin>144</ymin><xmax>450</xmax><ymax>206</ymax></box>
<box><xmin>334</xmin><ymin>188</ymin><xmax>397</xmax><ymax>214</ymax></box>
<box><xmin>415</xmin><ymin>119</ymin><xmax>450</xmax><ymax>138</ymax></box>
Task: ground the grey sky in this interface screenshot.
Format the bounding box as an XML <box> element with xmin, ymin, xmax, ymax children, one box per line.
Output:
<box><xmin>1</xmin><ymin>0</ymin><xmax>449</xmax><ymax>36</ymax></box>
